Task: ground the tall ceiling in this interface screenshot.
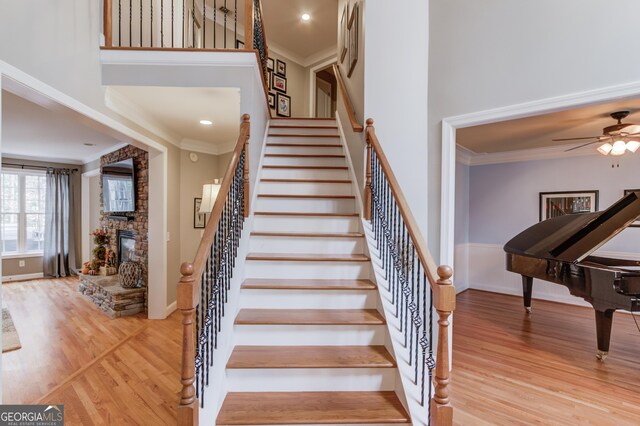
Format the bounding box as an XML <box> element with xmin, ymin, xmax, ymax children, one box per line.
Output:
<box><xmin>260</xmin><ymin>0</ymin><xmax>338</xmax><ymax>63</ymax></box>
<box><xmin>1</xmin><ymin>91</ymin><xmax>125</xmax><ymax>164</ymax></box>
<box><xmin>107</xmin><ymin>86</ymin><xmax>241</xmax><ymax>151</ymax></box>
<box><xmin>457</xmin><ymin>99</ymin><xmax>640</xmax><ymax>154</ymax></box>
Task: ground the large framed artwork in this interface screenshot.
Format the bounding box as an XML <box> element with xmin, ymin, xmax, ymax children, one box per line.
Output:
<box><xmin>347</xmin><ymin>2</ymin><xmax>359</xmax><ymax>77</ymax></box>
<box><xmin>539</xmin><ymin>190</ymin><xmax>599</xmax><ymax>221</ymax></box>
<box><xmin>340</xmin><ymin>4</ymin><xmax>348</xmax><ymax>63</ymax></box>
<box><xmin>194</xmin><ymin>198</ymin><xmax>206</xmax><ymax>228</ymax></box>
<box><xmin>624</xmin><ymin>189</ymin><xmax>640</xmax><ymax>227</ymax></box>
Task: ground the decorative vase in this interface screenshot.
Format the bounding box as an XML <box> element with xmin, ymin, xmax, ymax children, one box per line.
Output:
<box><xmin>119</xmin><ymin>261</ymin><xmax>141</xmax><ymax>288</ymax></box>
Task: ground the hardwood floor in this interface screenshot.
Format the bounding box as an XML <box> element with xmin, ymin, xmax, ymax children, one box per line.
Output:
<box><xmin>2</xmin><ymin>278</ymin><xmax>181</xmax><ymax>425</ymax></box>
<box><xmin>451</xmin><ymin>289</ymin><xmax>640</xmax><ymax>426</ymax></box>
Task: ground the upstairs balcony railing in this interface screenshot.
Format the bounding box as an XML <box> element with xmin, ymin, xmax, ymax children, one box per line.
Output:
<box><xmin>103</xmin><ymin>0</ymin><xmax>269</xmax><ymax>86</ymax></box>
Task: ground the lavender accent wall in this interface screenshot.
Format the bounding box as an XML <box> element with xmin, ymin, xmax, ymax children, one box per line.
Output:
<box><xmin>455</xmin><ymin>162</ymin><xmax>470</xmax><ymax>245</ymax></box>
<box><xmin>468</xmin><ymin>154</ymin><xmax>640</xmax><ymax>253</ymax></box>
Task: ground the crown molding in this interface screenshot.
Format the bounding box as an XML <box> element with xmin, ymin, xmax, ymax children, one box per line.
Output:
<box><xmin>82</xmin><ymin>142</ymin><xmax>130</xmax><ymax>164</ymax></box>
<box><xmin>455</xmin><ymin>145</ymin><xmax>474</xmax><ymax>166</ymax></box>
<box><xmin>180</xmin><ymin>138</ymin><xmax>236</xmax><ymax>155</ymax></box>
<box><xmin>457</xmin><ymin>143</ymin><xmax>600</xmax><ymax>166</ymax></box>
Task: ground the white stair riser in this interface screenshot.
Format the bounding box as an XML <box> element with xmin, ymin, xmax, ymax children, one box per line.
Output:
<box><xmin>250</xmin><ymin>235</ymin><xmax>364</xmax><ymax>254</ymax></box>
<box><xmin>266</xmin><ymin>145</ymin><xmax>344</xmax><ymax>155</ymax></box>
<box><xmin>226</xmin><ymin>368</ymin><xmax>395</xmax><ymax>392</ymax></box>
<box><xmin>261</xmin><ymin>168</ymin><xmax>350</xmax><ymax>180</ymax></box>
<box><xmin>253</xmin><ymin>216</ymin><xmax>361</xmax><ymax>233</ymax></box>
<box><xmin>267</xmin><ymin>136</ymin><xmax>341</xmax><ymax>145</ymax></box>
<box><xmin>269</xmin><ymin>127</ymin><xmax>339</xmax><ymax>136</ymax></box>
<box><xmin>263</xmin><ymin>156</ymin><xmax>346</xmax><ymax>167</ymax></box>
<box><xmin>234</xmin><ymin>324</ymin><xmax>386</xmax><ymax>346</ymax></box>
<box><xmin>270</xmin><ymin>119</ymin><xmax>336</xmax><ymax>127</ymax></box>
<box><xmin>239</xmin><ymin>289</ymin><xmax>376</xmax><ymax>309</ymax></box>
<box><xmin>246</xmin><ymin>260</ymin><xmax>370</xmax><ymax>279</ymax></box>
<box><xmin>259</xmin><ymin>181</ymin><xmax>353</xmax><ymax>196</ymax></box>
<box><xmin>256</xmin><ymin>198</ymin><xmax>356</xmax><ymax>214</ymax></box>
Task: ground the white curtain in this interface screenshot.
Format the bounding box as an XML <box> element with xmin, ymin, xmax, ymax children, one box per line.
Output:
<box><xmin>43</xmin><ymin>169</ymin><xmax>77</xmax><ymax>277</ymax></box>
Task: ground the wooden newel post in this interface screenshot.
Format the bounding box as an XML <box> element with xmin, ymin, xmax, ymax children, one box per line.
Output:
<box><xmin>364</xmin><ymin>118</ymin><xmax>374</xmax><ymax>221</ymax></box>
<box><xmin>244</xmin><ymin>0</ymin><xmax>254</xmax><ymax>50</ymax></box>
<box><xmin>177</xmin><ymin>262</ymin><xmax>199</xmax><ymax>426</ymax></box>
<box><xmin>242</xmin><ymin>114</ymin><xmax>251</xmax><ymax>217</ymax></box>
<box><xmin>104</xmin><ymin>0</ymin><xmax>113</xmax><ymax>47</ymax></box>
<box><xmin>430</xmin><ymin>265</ymin><xmax>455</xmax><ymax>426</ymax></box>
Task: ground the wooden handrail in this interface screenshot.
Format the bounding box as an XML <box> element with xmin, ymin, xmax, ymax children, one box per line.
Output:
<box><xmin>177</xmin><ymin>114</ymin><xmax>250</xmax><ymax>425</ymax></box>
<box><xmin>333</xmin><ymin>65</ymin><xmax>363</xmax><ymax>132</ymax></box>
<box><xmin>364</xmin><ymin>118</ymin><xmax>455</xmax><ymax>425</ymax></box>
<box><xmin>104</xmin><ymin>0</ymin><xmax>112</xmax><ymax>47</ymax></box>
<box><xmin>244</xmin><ymin>0</ymin><xmax>254</xmax><ymax>50</ymax></box>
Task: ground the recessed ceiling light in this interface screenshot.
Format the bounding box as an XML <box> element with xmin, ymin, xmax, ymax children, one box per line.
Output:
<box><xmin>83</xmin><ymin>143</ymin><xmax>95</xmax><ymax>146</ymax></box>
<box><xmin>301</xmin><ymin>13</ymin><xmax>311</xmax><ymax>22</ymax></box>
<box><xmin>199</xmin><ymin>119</ymin><xmax>213</xmax><ymax>126</ymax></box>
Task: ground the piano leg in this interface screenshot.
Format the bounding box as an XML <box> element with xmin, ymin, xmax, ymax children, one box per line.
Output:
<box><xmin>594</xmin><ymin>309</ymin><xmax>614</xmax><ymax>361</ymax></box>
<box><xmin>522</xmin><ymin>276</ymin><xmax>533</xmax><ymax>314</ymax></box>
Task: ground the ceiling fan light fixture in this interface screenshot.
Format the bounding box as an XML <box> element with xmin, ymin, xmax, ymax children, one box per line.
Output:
<box><xmin>626</xmin><ymin>140</ymin><xmax>640</xmax><ymax>153</ymax></box>
<box><xmin>597</xmin><ymin>143</ymin><xmax>613</xmax><ymax>155</ymax></box>
<box><xmin>611</xmin><ymin>140</ymin><xmax>627</xmax><ymax>156</ymax></box>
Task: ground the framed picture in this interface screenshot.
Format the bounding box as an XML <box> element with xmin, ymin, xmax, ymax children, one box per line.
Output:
<box><xmin>268</xmin><ymin>92</ymin><xmax>276</xmax><ymax>109</ymax></box>
<box><xmin>273</xmin><ymin>74</ymin><xmax>287</xmax><ymax>93</ymax></box>
<box><xmin>276</xmin><ymin>59</ymin><xmax>287</xmax><ymax>76</ymax></box>
<box><xmin>194</xmin><ymin>198</ymin><xmax>206</xmax><ymax>228</ymax></box>
<box><xmin>624</xmin><ymin>189</ymin><xmax>640</xmax><ymax>227</ymax></box>
<box><xmin>268</xmin><ymin>70</ymin><xmax>273</xmax><ymax>90</ymax></box>
<box><xmin>276</xmin><ymin>93</ymin><xmax>291</xmax><ymax>117</ymax></box>
<box><xmin>340</xmin><ymin>5</ymin><xmax>348</xmax><ymax>63</ymax></box>
<box><xmin>236</xmin><ymin>39</ymin><xmax>245</xmax><ymax>49</ymax></box>
<box><xmin>267</xmin><ymin>57</ymin><xmax>274</xmax><ymax>71</ymax></box>
<box><xmin>347</xmin><ymin>3</ymin><xmax>359</xmax><ymax>77</ymax></box>
<box><xmin>539</xmin><ymin>191</ymin><xmax>599</xmax><ymax>222</ymax></box>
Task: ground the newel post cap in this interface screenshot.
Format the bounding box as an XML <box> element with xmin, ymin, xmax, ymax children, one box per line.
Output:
<box><xmin>242</xmin><ymin>114</ymin><xmax>251</xmax><ymax>122</ymax></box>
<box><xmin>437</xmin><ymin>265</ymin><xmax>453</xmax><ymax>281</ymax></box>
<box><xmin>366</xmin><ymin>118</ymin><xmax>375</xmax><ymax>127</ymax></box>
<box><xmin>180</xmin><ymin>262</ymin><xmax>194</xmax><ymax>277</ymax></box>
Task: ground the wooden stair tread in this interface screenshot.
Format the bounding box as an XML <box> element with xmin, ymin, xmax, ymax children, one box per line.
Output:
<box><xmin>263</xmin><ymin>165</ymin><xmax>348</xmax><ymax>170</ymax></box>
<box><xmin>251</xmin><ymin>232</ymin><xmax>363</xmax><ymax>238</ymax></box>
<box><xmin>235</xmin><ymin>309</ymin><xmax>385</xmax><ymax>325</ymax></box>
<box><xmin>265</xmin><ymin>154</ymin><xmax>345</xmax><ymax>158</ymax></box>
<box><xmin>257</xmin><ymin>194</ymin><xmax>355</xmax><ymax>199</ymax></box>
<box><xmin>269</xmin><ymin>134</ymin><xmax>340</xmax><ymax>138</ymax></box>
<box><xmin>271</xmin><ymin>117</ymin><xmax>336</xmax><ymax>121</ymax></box>
<box><xmin>260</xmin><ymin>178</ymin><xmax>352</xmax><ymax>183</ymax></box>
<box><xmin>269</xmin><ymin>125</ymin><xmax>339</xmax><ymax>129</ymax></box>
<box><xmin>254</xmin><ymin>212</ymin><xmax>359</xmax><ymax>217</ymax></box>
<box><xmin>246</xmin><ymin>253</ymin><xmax>370</xmax><ymax>262</ymax></box>
<box><xmin>216</xmin><ymin>391</ymin><xmax>410</xmax><ymax>425</ymax></box>
<box><xmin>266</xmin><ymin>143</ymin><xmax>343</xmax><ymax>148</ymax></box>
<box><xmin>227</xmin><ymin>346</ymin><xmax>395</xmax><ymax>369</ymax></box>
<box><xmin>242</xmin><ymin>279</ymin><xmax>376</xmax><ymax>290</ymax></box>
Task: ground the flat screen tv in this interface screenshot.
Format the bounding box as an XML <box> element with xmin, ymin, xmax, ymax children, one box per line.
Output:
<box><xmin>102</xmin><ymin>158</ymin><xmax>136</xmax><ymax>213</ymax></box>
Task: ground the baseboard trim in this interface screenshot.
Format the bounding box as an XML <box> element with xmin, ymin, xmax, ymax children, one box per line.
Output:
<box><xmin>2</xmin><ymin>272</ymin><xmax>45</xmax><ymax>282</ymax></box>
<box><xmin>470</xmin><ymin>280</ymin><xmax>591</xmax><ymax>308</ymax></box>
<box><xmin>165</xmin><ymin>301</ymin><xmax>177</xmax><ymax>317</ymax></box>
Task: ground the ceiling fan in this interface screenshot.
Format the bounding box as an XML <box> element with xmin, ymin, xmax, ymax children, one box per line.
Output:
<box><xmin>554</xmin><ymin>110</ymin><xmax>640</xmax><ymax>156</ymax></box>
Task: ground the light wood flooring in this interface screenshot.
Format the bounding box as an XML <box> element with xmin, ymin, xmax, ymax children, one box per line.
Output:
<box><xmin>451</xmin><ymin>289</ymin><xmax>640</xmax><ymax>426</ymax></box>
<box><xmin>2</xmin><ymin>278</ymin><xmax>181</xmax><ymax>425</ymax></box>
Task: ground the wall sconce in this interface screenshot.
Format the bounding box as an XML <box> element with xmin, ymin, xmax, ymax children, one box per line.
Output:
<box><xmin>199</xmin><ymin>179</ymin><xmax>221</xmax><ymax>214</ymax></box>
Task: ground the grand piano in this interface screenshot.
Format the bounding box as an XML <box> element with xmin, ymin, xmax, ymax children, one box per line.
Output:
<box><xmin>504</xmin><ymin>190</ymin><xmax>640</xmax><ymax>360</ymax></box>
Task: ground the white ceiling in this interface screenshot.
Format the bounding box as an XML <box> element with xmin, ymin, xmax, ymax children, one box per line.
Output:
<box><xmin>261</xmin><ymin>0</ymin><xmax>338</xmax><ymax>63</ymax></box>
<box><xmin>457</xmin><ymin>99</ymin><xmax>640</xmax><ymax>154</ymax></box>
<box><xmin>1</xmin><ymin>90</ymin><xmax>125</xmax><ymax>164</ymax></box>
<box><xmin>107</xmin><ymin>86</ymin><xmax>241</xmax><ymax>154</ymax></box>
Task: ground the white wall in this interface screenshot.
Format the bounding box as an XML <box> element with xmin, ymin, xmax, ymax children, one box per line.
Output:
<box><xmin>429</xmin><ymin>0</ymin><xmax>640</xmax><ymax>262</ymax></box>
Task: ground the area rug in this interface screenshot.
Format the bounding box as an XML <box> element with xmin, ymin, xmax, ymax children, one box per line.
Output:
<box><xmin>2</xmin><ymin>308</ymin><xmax>22</xmax><ymax>353</ymax></box>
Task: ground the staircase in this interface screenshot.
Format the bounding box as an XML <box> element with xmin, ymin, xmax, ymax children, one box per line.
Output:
<box><xmin>216</xmin><ymin>118</ymin><xmax>410</xmax><ymax>425</ymax></box>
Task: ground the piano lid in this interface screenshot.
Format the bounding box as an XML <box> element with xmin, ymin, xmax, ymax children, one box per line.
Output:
<box><xmin>504</xmin><ymin>191</ymin><xmax>640</xmax><ymax>263</ymax></box>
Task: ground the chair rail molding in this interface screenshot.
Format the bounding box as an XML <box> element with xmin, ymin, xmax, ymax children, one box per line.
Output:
<box><xmin>440</xmin><ymin>78</ymin><xmax>640</xmax><ymax>272</ymax></box>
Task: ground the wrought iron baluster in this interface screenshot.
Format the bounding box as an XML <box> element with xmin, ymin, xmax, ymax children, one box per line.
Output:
<box><xmin>150</xmin><ymin>0</ymin><xmax>153</xmax><ymax>46</ymax></box>
<box><xmin>192</xmin><ymin>0</ymin><xmax>195</xmax><ymax>48</ymax></box>
<box><xmin>160</xmin><ymin>0</ymin><xmax>164</xmax><ymax>47</ymax></box>
<box><xmin>139</xmin><ymin>0</ymin><xmax>143</xmax><ymax>46</ymax></box>
<box><xmin>129</xmin><ymin>0</ymin><xmax>132</xmax><ymax>46</ymax></box>
<box><xmin>118</xmin><ymin>0</ymin><xmax>122</xmax><ymax>46</ymax></box>
<box><xmin>213</xmin><ymin>0</ymin><xmax>217</xmax><ymax>48</ymax></box>
<box><xmin>224</xmin><ymin>0</ymin><xmax>227</xmax><ymax>48</ymax></box>
<box><xmin>171</xmin><ymin>0</ymin><xmax>174</xmax><ymax>47</ymax></box>
<box><xmin>234</xmin><ymin>0</ymin><xmax>237</xmax><ymax>49</ymax></box>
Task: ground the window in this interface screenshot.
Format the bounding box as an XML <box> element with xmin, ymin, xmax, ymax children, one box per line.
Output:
<box><xmin>1</xmin><ymin>171</ymin><xmax>46</xmax><ymax>255</ymax></box>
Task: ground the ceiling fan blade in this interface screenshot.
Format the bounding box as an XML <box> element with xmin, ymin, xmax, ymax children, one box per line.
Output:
<box><xmin>552</xmin><ymin>136</ymin><xmax>601</xmax><ymax>141</ymax></box>
<box><xmin>564</xmin><ymin>140</ymin><xmax>600</xmax><ymax>152</ymax></box>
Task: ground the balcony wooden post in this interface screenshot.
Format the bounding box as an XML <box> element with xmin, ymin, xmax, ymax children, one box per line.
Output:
<box><xmin>244</xmin><ymin>0</ymin><xmax>254</xmax><ymax>50</ymax></box>
<box><xmin>364</xmin><ymin>118</ymin><xmax>374</xmax><ymax>221</ymax></box>
<box><xmin>177</xmin><ymin>262</ymin><xmax>199</xmax><ymax>426</ymax></box>
<box><xmin>104</xmin><ymin>0</ymin><xmax>113</xmax><ymax>47</ymax></box>
<box><xmin>242</xmin><ymin>114</ymin><xmax>251</xmax><ymax>217</ymax></box>
<box><xmin>430</xmin><ymin>265</ymin><xmax>455</xmax><ymax>426</ymax></box>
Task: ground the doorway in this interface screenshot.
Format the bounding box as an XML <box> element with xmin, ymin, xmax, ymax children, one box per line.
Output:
<box><xmin>313</xmin><ymin>64</ymin><xmax>338</xmax><ymax>118</ymax></box>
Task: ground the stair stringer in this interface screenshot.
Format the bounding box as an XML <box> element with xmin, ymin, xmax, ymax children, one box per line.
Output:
<box><xmin>198</xmin><ymin>118</ymin><xmax>271</xmax><ymax>426</ymax></box>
